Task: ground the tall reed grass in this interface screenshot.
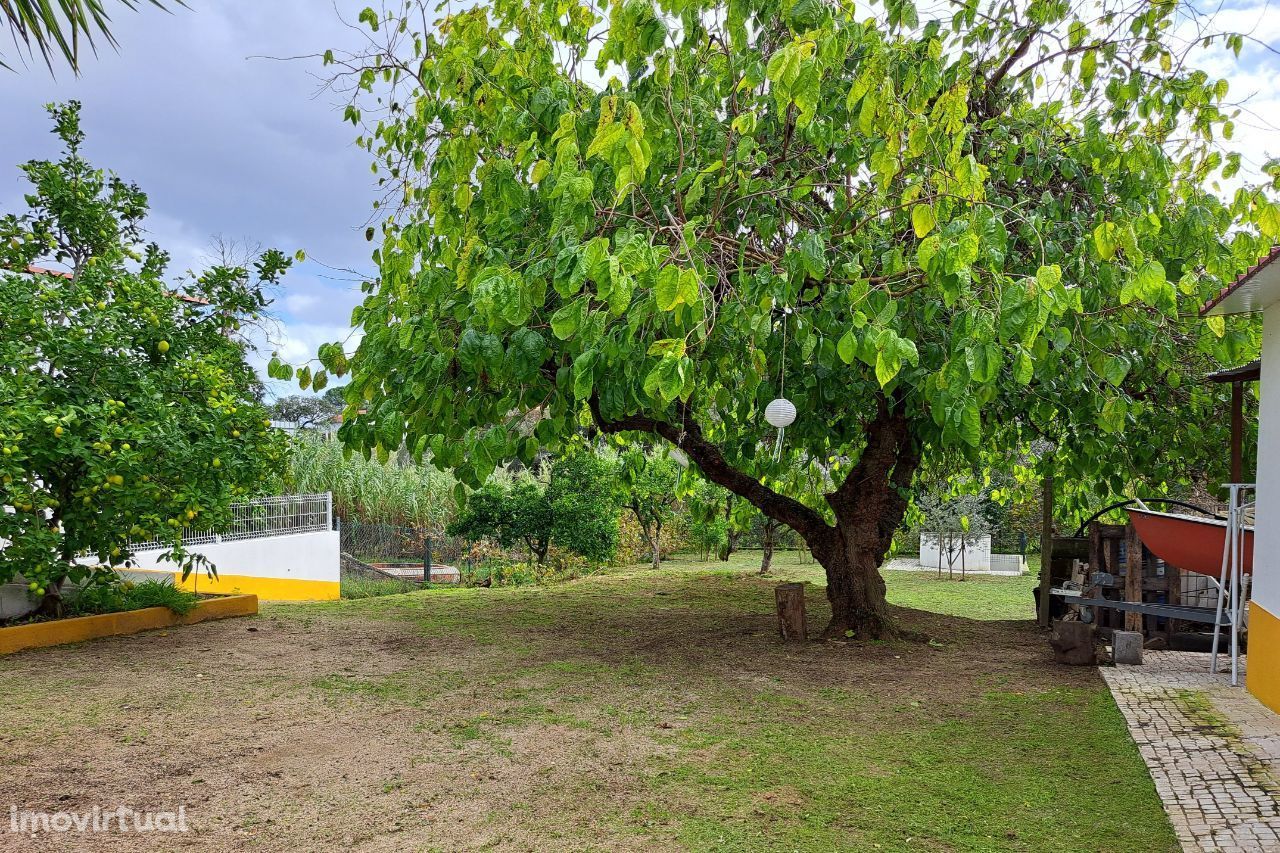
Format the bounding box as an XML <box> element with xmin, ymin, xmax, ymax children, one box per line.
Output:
<box><xmin>285</xmin><ymin>436</ymin><xmax>456</xmax><ymax>531</ymax></box>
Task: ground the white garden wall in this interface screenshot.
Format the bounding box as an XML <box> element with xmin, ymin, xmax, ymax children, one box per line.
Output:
<box><xmin>919</xmin><ymin>533</ymin><xmax>992</xmax><ymax>572</ymax></box>
<box><xmin>1252</xmin><ymin>301</ymin><xmax>1280</xmax><ymax>620</ymax></box>
<box><xmin>1</xmin><ymin>495</ymin><xmax>341</xmax><ymax>619</ymax></box>
<box><xmin>125</xmin><ymin>529</ymin><xmax>340</xmax><ymax>600</ymax></box>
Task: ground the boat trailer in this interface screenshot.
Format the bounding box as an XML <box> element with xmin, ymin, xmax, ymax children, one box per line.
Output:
<box><xmin>1048</xmin><ymin>486</ymin><xmax>1253</xmax><ymax>684</ymax></box>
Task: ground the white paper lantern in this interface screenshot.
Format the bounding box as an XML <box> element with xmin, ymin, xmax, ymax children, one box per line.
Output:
<box><xmin>764</xmin><ymin>398</ymin><xmax>797</xmax><ymax>429</ymax></box>
<box><xmin>669</xmin><ymin>447</ymin><xmax>690</xmax><ymax>468</ymax></box>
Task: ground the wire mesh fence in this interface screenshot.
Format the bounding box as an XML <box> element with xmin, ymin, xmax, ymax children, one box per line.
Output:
<box><xmin>338</xmin><ymin>519</ymin><xmax>467</xmax><ymax>566</ymax></box>
<box><xmin>130</xmin><ymin>493</ymin><xmax>333</xmax><ymax>550</ymax></box>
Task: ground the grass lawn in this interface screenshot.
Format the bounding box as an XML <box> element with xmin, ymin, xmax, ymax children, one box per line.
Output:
<box><xmin>691</xmin><ymin>549</ymin><xmax>1040</xmax><ymax>621</ymax></box>
<box><xmin>0</xmin><ymin>552</ymin><xmax>1174</xmax><ymax>851</ymax></box>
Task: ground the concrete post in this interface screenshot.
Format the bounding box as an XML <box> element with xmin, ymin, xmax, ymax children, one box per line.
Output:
<box><xmin>1113</xmin><ymin>630</ymin><xmax>1144</xmax><ymax>665</ymax></box>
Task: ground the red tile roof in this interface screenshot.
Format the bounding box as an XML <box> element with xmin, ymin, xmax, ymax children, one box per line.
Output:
<box><xmin>1200</xmin><ymin>245</ymin><xmax>1280</xmax><ymax>316</ymax></box>
<box><xmin>24</xmin><ymin>264</ymin><xmax>71</xmax><ymax>279</ymax></box>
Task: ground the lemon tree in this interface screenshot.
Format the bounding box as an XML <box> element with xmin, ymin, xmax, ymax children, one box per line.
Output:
<box><xmin>445</xmin><ymin>451</ymin><xmax>621</xmax><ymax>564</ymax></box>
<box><xmin>309</xmin><ymin>0</ymin><xmax>1278</xmax><ymax>638</ymax></box>
<box><xmin>619</xmin><ymin>449</ymin><xmax>681</xmax><ymax>570</ymax></box>
<box><xmin>0</xmin><ymin>102</ymin><xmax>290</xmax><ymax>615</ymax></box>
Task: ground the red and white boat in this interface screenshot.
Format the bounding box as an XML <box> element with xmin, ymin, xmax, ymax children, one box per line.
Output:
<box><xmin>1126</xmin><ymin>507</ymin><xmax>1253</xmax><ymax>577</ymax></box>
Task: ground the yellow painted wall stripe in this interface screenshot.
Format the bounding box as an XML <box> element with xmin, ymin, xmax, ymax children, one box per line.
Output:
<box><xmin>128</xmin><ymin>569</ymin><xmax>340</xmax><ymax>602</ymax></box>
<box><xmin>0</xmin><ymin>595</ymin><xmax>258</xmax><ymax>656</ymax></box>
<box><xmin>1248</xmin><ymin>600</ymin><xmax>1280</xmax><ymax>715</ymax></box>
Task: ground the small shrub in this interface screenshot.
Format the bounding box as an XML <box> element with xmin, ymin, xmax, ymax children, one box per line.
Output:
<box><xmin>341</xmin><ymin>576</ymin><xmax>420</xmax><ymax>599</ymax></box>
<box><xmin>68</xmin><ymin>578</ymin><xmax>200</xmax><ymax>617</ymax></box>
<box><xmin>460</xmin><ymin>550</ymin><xmax>594</xmax><ymax>588</ymax></box>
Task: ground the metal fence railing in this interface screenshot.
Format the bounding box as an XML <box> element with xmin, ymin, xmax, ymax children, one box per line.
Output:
<box><xmin>130</xmin><ymin>493</ymin><xmax>333</xmax><ymax>551</ymax></box>
<box><xmin>339</xmin><ymin>519</ymin><xmax>466</xmax><ymax>566</ymax></box>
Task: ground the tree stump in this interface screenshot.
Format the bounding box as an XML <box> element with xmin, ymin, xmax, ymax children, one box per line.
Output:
<box><xmin>775</xmin><ymin>582</ymin><xmax>807</xmax><ymax>641</ymax></box>
<box><xmin>1049</xmin><ymin>619</ymin><xmax>1096</xmax><ymax>665</ymax></box>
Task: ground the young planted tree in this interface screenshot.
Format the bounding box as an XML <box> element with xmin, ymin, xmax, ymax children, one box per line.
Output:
<box><xmin>545</xmin><ymin>451</ymin><xmax>622</xmax><ymax>563</ymax></box>
<box><xmin>619</xmin><ymin>449</ymin><xmax>681</xmax><ymax>569</ymax></box>
<box><xmin>758</xmin><ymin>517</ymin><xmax>781</xmax><ymax>575</ymax></box>
<box><xmin>448</xmin><ymin>478</ymin><xmax>554</xmax><ymax>562</ymax></box>
<box><xmin>311</xmin><ymin>0</ymin><xmax>1278</xmax><ymax>638</ymax></box>
<box><xmin>446</xmin><ymin>452</ymin><xmax>622</xmax><ymax>563</ymax></box>
<box><xmin>0</xmin><ymin>102</ymin><xmax>290</xmax><ymax>614</ymax></box>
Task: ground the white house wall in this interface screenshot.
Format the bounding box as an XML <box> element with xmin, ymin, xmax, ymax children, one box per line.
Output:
<box><xmin>1253</xmin><ymin>303</ymin><xmax>1280</xmax><ymax>620</ymax></box>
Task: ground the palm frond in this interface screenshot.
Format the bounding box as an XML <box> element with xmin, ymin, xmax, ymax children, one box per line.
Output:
<box><xmin>1</xmin><ymin>0</ymin><xmax>180</xmax><ymax>74</ymax></box>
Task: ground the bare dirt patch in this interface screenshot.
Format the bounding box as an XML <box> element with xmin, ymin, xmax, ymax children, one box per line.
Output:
<box><xmin>0</xmin><ymin>564</ymin><xmax>1172</xmax><ymax>851</ymax></box>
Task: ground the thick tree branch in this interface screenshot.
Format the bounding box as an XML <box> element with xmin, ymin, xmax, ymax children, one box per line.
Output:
<box><xmin>981</xmin><ymin>27</ymin><xmax>1040</xmax><ymax>116</ymax></box>
<box><xmin>587</xmin><ymin>396</ymin><xmax>830</xmax><ymax>539</ymax></box>
<box><xmin>825</xmin><ymin>393</ymin><xmax>920</xmax><ymax>554</ymax></box>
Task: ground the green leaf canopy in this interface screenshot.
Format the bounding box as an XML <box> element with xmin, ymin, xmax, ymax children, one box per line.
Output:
<box><xmin>314</xmin><ymin>0</ymin><xmax>1278</xmax><ymax>635</ymax></box>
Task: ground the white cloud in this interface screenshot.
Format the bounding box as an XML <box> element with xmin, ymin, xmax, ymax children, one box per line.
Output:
<box><xmin>284</xmin><ymin>293</ymin><xmax>320</xmax><ymax>315</ymax></box>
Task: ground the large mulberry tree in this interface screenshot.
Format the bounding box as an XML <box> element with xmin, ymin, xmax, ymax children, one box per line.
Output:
<box><xmin>302</xmin><ymin>0</ymin><xmax>1279</xmax><ymax>638</ymax></box>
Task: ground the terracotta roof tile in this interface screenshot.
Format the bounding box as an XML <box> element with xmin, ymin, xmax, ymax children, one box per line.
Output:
<box><xmin>1200</xmin><ymin>245</ymin><xmax>1280</xmax><ymax>316</ymax></box>
<box><xmin>24</xmin><ymin>264</ymin><xmax>72</xmax><ymax>279</ymax></box>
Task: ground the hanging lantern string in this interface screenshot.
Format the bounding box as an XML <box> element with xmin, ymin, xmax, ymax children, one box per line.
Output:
<box><xmin>766</xmin><ymin>306</ymin><xmax>796</xmax><ymax>461</ymax></box>
<box><xmin>778</xmin><ymin>308</ymin><xmax>787</xmax><ymax>396</ymax></box>
<box><xmin>775</xmin><ymin>312</ymin><xmax>786</xmax><ymax>459</ymax></box>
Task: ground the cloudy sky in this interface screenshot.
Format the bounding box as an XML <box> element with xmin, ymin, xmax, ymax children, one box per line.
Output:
<box><xmin>1</xmin><ymin>0</ymin><xmax>1278</xmax><ymax>401</ymax></box>
<box><xmin>0</xmin><ymin>1</ymin><xmax>376</xmax><ymax>399</ymax></box>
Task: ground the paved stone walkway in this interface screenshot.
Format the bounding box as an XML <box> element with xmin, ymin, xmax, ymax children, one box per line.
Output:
<box><xmin>1101</xmin><ymin>651</ymin><xmax>1280</xmax><ymax>852</ymax></box>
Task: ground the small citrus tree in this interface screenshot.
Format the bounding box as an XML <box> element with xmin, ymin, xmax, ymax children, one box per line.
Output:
<box><xmin>0</xmin><ymin>102</ymin><xmax>290</xmax><ymax>614</ymax></box>
<box><xmin>619</xmin><ymin>449</ymin><xmax>681</xmax><ymax>570</ymax></box>
<box><xmin>447</xmin><ymin>452</ymin><xmax>621</xmax><ymax>563</ymax></box>
<box><xmin>447</xmin><ymin>478</ymin><xmax>555</xmax><ymax>562</ymax></box>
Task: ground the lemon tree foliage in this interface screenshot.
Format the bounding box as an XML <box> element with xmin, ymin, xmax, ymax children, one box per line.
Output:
<box><xmin>313</xmin><ymin>0</ymin><xmax>1279</xmax><ymax>638</ymax></box>
<box><xmin>445</xmin><ymin>452</ymin><xmax>621</xmax><ymax>563</ymax></box>
<box><xmin>0</xmin><ymin>103</ymin><xmax>290</xmax><ymax>615</ymax></box>
<box><xmin>619</xmin><ymin>448</ymin><xmax>682</xmax><ymax>569</ymax></box>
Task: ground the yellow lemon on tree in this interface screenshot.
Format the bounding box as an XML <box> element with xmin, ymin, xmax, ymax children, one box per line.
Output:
<box><xmin>53</xmin><ymin>425</ymin><xmax>64</xmax><ymax>437</ymax></box>
<box><xmin>212</xmin><ymin>457</ymin><xmax>221</xmax><ymax>468</ymax></box>
<box><xmin>157</xmin><ymin>340</ymin><xmax>170</xmax><ymax>353</ymax></box>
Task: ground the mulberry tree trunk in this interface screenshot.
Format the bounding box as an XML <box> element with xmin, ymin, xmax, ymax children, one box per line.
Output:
<box><xmin>592</xmin><ymin>395</ymin><xmax>918</xmax><ymax>640</ymax></box>
<box><xmin>804</xmin><ymin>406</ymin><xmax>919</xmax><ymax>639</ymax></box>
<box><xmin>810</xmin><ymin>524</ymin><xmax>896</xmax><ymax>639</ymax></box>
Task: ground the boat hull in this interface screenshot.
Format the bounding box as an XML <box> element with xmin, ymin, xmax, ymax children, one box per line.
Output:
<box><xmin>1126</xmin><ymin>508</ymin><xmax>1253</xmax><ymax>577</ymax></box>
